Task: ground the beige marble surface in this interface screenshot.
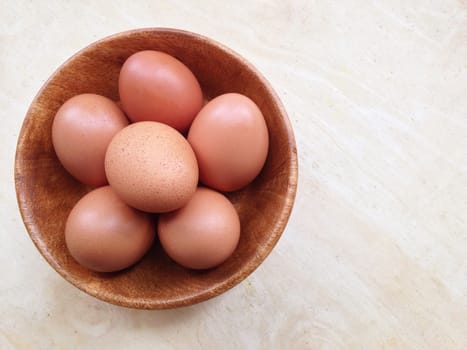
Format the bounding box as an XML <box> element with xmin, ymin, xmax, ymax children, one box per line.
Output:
<box><xmin>1</xmin><ymin>0</ymin><xmax>466</xmax><ymax>349</ymax></box>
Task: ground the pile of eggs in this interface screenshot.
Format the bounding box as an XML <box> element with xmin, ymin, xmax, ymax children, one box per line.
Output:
<box><xmin>52</xmin><ymin>50</ymin><xmax>269</xmax><ymax>272</ymax></box>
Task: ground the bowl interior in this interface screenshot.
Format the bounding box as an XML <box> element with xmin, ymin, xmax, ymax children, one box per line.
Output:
<box><xmin>15</xmin><ymin>28</ymin><xmax>297</xmax><ymax>309</ymax></box>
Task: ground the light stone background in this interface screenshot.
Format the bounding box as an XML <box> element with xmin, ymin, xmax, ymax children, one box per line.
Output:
<box><xmin>1</xmin><ymin>1</ymin><xmax>466</xmax><ymax>349</ymax></box>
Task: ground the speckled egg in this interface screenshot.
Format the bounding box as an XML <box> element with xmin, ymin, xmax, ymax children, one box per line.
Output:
<box><xmin>104</xmin><ymin>121</ymin><xmax>198</xmax><ymax>213</ymax></box>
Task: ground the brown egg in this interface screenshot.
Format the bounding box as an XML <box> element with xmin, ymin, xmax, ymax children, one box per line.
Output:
<box><xmin>158</xmin><ymin>187</ymin><xmax>240</xmax><ymax>270</ymax></box>
<box><xmin>105</xmin><ymin>121</ymin><xmax>198</xmax><ymax>213</ymax></box>
<box><xmin>52</xmin><ymin>93</ymin><xmax>129</xmax><ymax>186</ymax></box>
<box><xmin>65</xmin><ymin>186</ymin><xmax>155</xmax><ymax>272</ymax></box>
<box><xmin>119</xmin><ymin>50</ymin><xmax>203</xmax><ymax>133</ymax></box>
<box><xmin>187</xmin><ymin>93</ymin><xmax>269</xmax><ymax>192</ymax></box>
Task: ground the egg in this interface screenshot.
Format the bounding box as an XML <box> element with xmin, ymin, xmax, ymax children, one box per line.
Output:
<box><xmin>65</xmin><ymin>186</ymin><xmax>155</xmax><ymax>272</ymax></box>
<box><xmin>52</xmin><ymin>93</ymin><xmax>129</xmax><ymax>186</ymax></box>
<box><xmin>105</xmin><ymin>121</ymin><xmax>198</xmax><ymax>213</ymax></box>
<box><xmin>158</xmin><ymin>187</ymin><xmax>240</xmax><ymax>270</ymax></box>
<box><xmin>118</xmin><ymin>50</ymin><xmax>203</xmax><ymax>133</ymax></box>
<box><xmin>187</xmin><ymin>93</ymin><xmax>269</xmax><ymax>192</ymax></box>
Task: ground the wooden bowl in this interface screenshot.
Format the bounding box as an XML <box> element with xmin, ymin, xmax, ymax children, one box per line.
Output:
<box><xmin>14</xmin><ymin>28</ymin><xmax>298</xmax><ymax>309</ymax></box>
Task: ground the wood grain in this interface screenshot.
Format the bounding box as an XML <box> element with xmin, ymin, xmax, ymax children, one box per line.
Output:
<box><xmin>14</xmin><ymin>28</ymin><xmax>298</xmax><ymax>309</ymax></box>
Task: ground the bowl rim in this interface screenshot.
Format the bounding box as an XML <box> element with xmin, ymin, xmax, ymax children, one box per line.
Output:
<box><xmin>14</xmin><ymin>27</ymin><xmax>298</xmax><ymax>309</ymax></box>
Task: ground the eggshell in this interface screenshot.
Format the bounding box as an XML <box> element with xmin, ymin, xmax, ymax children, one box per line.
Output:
<box><xmin>105</xmin><ymin>121</ymin><xmax>198</xmax><ymax>213</ymax></box>
<box><xmin>65</xmin><ymin>186</ymin><xmax>155</xmax><ymax>272</ymax></box>
<box><xmin>52</xmin><ymin>93</ymin><xmax>129</xmax><ymax>186</ymax></box>
<box><xmin>158</xmin><ymin>187</ymin><xmax>240</xmax><ymax>270</ymax></box>
<box><xmin>119</xmin><ymin>50</ymin><xmax>203</xmax><ymax>133</ymax></box>
<box><xmin>187</xmin><ymin>93</ymin><xmax>269</xmax><ymax>192</ymax></box>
